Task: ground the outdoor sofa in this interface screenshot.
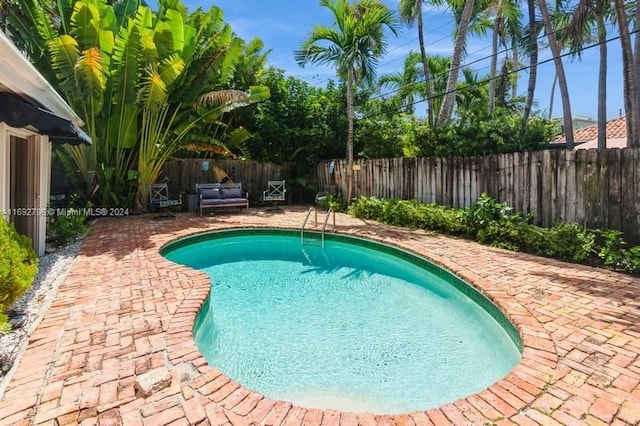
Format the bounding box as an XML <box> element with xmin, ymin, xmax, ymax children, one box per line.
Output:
<box><xmin>196</xmin><ymin>182</ymin><xmax>249</xmax><ymax>216</ymax></box>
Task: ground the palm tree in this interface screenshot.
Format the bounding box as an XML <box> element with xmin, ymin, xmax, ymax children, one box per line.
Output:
<box><xmin>484</xmin><ymin>0</ymin><xmax>521</xmax><ymax>116</ymax></box>
<box><xmin>635</xmin><ymin>3</ymin><xmax>640</xmax><ymax>116</ymax></box>
<box><xmin>378</xmin><ymin>51</ymin><xmax>425</xmax><ymax>114</ymax></box>
<box><xmin>565</xmin><ymin>0</ymin><xmax>613</xmax><ymax>150</ymax></box>
<box><xmin>538</xmin><ymin>0</ymin><xmax>574</xmax><ymax>148</ymax></box>
<box><xmin>399</xmin><ymin>0</ymin><xmax>437</xmax><ymax>124</ymax></box>
<box><xmin>521</xmin><ymin>0</ymin><xmax>540</xmax><ymax>125</ymax></box>
<box><xmin>295</xmin><ymin>0</ymin><xmax>399</xmax><ymax>204</ymax></box>
<box><xmin>613</xmin><ymin>0</ymin><xmax>640</xmax><ymax>147</ymax></box>
<box><xmin>437</xmin><ymin>0</ymin><xmax>476</xmax><ymax>124</ymax></box>
<box><xmin>426</xmin><ymin>55</ymin><xmax>451</xmax><ymax>117</ymax></box>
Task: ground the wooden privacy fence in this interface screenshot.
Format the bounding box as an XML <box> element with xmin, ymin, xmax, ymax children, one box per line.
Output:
<box><xmin>315</xmin><ymin>148</ymin><xmax>640</xmax><ymax>242</ymax></box>
<box><xmin>162</xmin><ymin>159</ymin><xmax>292</xmax><ymax>200</ymax></box>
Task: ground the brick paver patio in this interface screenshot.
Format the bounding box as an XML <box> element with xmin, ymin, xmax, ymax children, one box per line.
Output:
<box><xmin>0</xmin><ymin>207</ymin><xmax>639</xmax><ymax>425</ymax></box>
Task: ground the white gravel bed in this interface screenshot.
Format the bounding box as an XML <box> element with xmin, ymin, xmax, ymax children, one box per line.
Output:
<box><xmin>0</xmin><ymin>239</ymin><xmax>83</xmax><ymax>398</ymax></box>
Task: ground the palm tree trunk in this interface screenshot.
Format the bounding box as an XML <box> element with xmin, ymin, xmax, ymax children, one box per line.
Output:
<box><xmin>417</xmin><ymin>12</ymin><xmax>435</xmax><ymax>125</ymax></box>
<box><xmin>522</xmin><ymin>0</ymin><xmax>538</xmax><ymax>124</ymax></box>
<box><xmin>616</xmin><ymin>0</ymin><xmax>640</xmax><ymax>147</ymax></box>
<box><xmin>538</xmin><ymin>0</ymin><xmax>574</xmax><ymax>148</ymax></box>
<box><xmin>596</xmin><ymin>13</ymin><xmax>607</xmax><ymax>150</ymax></box>
<box><xmin>438</xmin><ymin>0</ymin><xmax>476</xmax><ymax>124</ymax></box>
<box><xmin>488</xmin><ymin>15</ymin><xmax>501</xmax><ymax>116</ymax></box>
<box><xmin>635</xmin><ymin>0</ymin><xmax>640</xmax><ymax>115</ymax></box>
<box><xmin>511</xmin><ymin>36</ymin><xmax>518</xmax><ymax>100</ymax></box>
<box><xmin>548</xmin><ymin>74</ymin><xmax>557</xmax><ymax>119</ymax></box>
<box><xmin>346</xmin><ymin>67</ymin><xmax>355</xmax><ymax>205</ymax></box>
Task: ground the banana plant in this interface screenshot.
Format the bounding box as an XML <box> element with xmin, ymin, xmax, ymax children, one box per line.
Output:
<box><xmin>135</xmin><ymin>85</ymin><xmax>270</xmax><ymax>211</ymax></box>
<box><xmin>6</xmin><ymin>0</ymin><xmax>269</xmax><ymax>209</ymax></box>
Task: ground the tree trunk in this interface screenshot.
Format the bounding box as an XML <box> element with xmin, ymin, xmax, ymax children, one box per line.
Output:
<box><xmin>635</xmin><ymin>0</ymin><xmax>640</xmax><ymax>115</ymax></box>
<box><xmin>511</xmin><ymin>36</ymin><xmax>518</xmax><ymax>100</ymax></box>
<box><xmin>346</xmin><ymin>67</ymin><xmax>355</xmax><ymax>205</ymax></box>
<box><xmin>521</xmin><ymin>0</ymin><xmax>538</xmax><ymax>125</ymax></box>
<box><xmin>538</xmin><ymin>0</ymin><xmax>574</xmax><ymax>148</ymax></box>
<box><xmin>596</xmin><ymin>13</ymin><xmax>607</xmax><ymax>150</ymax></box>
<box><xmin>548</xmin><ymin>74</ymin><xmax>557</xmax><ymax>119</ymax></box>
<box><xmin>417</xmin><ymin>12</ymin><xmax>434</xmax><ymax>125</ymax></box>
<box><xmin>616</xmin><ymin>0</ymin><xmax>640</xmax><ymax>147</ymax></box>
<box><xmin>488</xmin><ymin>15</ymin><xmax>501</xmax><ymax>116</ymax></box>
<box><xmin>437</xmin><ymin>0</ymin><xmax>476</xmax><ymax>124</ymax></box>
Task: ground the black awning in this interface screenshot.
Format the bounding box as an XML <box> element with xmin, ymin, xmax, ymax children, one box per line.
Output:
<box><xmin>0</xmin><ymin>91</ymin><xmax>92</xmax><ymax>145</ymax></box>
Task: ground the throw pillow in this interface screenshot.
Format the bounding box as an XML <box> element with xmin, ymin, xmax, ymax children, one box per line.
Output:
<box><xmin>200</xmin><ymin>188</ymin><xmax>221</xmax><ymax>199</ymax></box>
<box><xmin>221</xmin><ymin>187</ymin><xmax>243</xmax><ymax>199</ymax></box>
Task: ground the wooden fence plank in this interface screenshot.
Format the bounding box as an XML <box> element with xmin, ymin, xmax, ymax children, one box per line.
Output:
<box><xmin>313</xmin><ymin>148</ymin><xmax>640</xmax><ymax>241</ymax></box>
<box><xmin>565</xmin><ymin>149</ymin><xmax>576</xmax><ymax>224</ymax></box>
<box><xmin>620</xmin><ymin>149</ymin><xmax>636</xmax><ymax>242</ymax></box>
<box><xmin>530</xmin><ymin>151</ymin><xmax>541</xmax><ymax>224</ymax></box>
<box><xmin>556</xmin><ymin>149</ymin><xmax>566</xmax><ymax>223</ymax></box>
<box><xmin>597</xmin><ymin>149</ymin><xmax>609</xmax><ymax>231</ymax></box>
<box><xmin>574</xmin><ymin>149</ymin><xmax>586</xmax><ymax>226</ymax></box>
<box><xmin>633</xmin><ymin>149</ymin><xmax>640</xmax><ymax>239</ymax></box>
<box><xmin>608</xmin><ymin>149</ymin><xmax>622</xmax><ymax>232</ymax></box>
<box><xmin>584</xmin><ymin>149</ymin><xmax>600</xmax><ymax>228</ymax></box>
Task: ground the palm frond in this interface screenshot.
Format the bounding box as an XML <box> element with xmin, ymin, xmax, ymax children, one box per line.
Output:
<box><xmin>70</xmin><ymin>1</ymin><xmax>101</xmax><ymax>49</ymax></box>
<box><xmin>75</xmin><ymin>46</ymin><xmax>106</xmax><ymax>111</ymax></box>
<box><xmin>48</xmin><ymin>35</ymin><xmax>80</xmax><ymax>94</ymax></box>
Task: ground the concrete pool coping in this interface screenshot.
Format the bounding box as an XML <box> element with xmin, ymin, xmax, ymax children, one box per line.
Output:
<box><xmin>0</xmin><ymin>207</ymin><xmax>638</xmax><ymax>425</ymax></box>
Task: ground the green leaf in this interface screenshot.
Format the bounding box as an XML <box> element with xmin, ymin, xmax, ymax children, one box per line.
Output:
<box><xmin>70</xmin><ymin>2</ymin><xmax>101</xmax><ymax>49</ymax></box>
<box><xmin>111</xmin><ymin>21</ymin><xmax>140</xmax><ymax>105</ymax></box>
<box><xmin>75</xmin><ymin>47</ymin><xmax>106</xmax><ymax>112</ymax></box>
<box><xmin>164</xmin><ymin>9</ymin><xmax>185</xmax><ymax>53</ymax></box>
<box><xmin>138</xmin><ymin>67</ymin><xmax>168</xmax><ymax>112</ymax></box>
<box><xmin>108</xmin><ymin>104</ymin><xmax>138</xmax><ymax>148</ymax></box>
<box><xmin>48</xmin><ymin>35</ymin><xmax>80</xmax><ymax>94</ymax></box>
<box><xmin>98</xmin><ymin>29</ymin><xmax>115</xmax><ymax>67</ymax></box>
<box><xmin>158</xmin><ymin>54</ymin><xmax>185</xmax><ymax>88</ymax></box>
<box><xmin>127</xmin><ymin>169</ymin><xmax>139</xmax><ymax>181</ymax></box>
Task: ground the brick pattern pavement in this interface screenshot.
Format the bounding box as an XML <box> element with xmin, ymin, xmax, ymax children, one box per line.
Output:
<box><xmin>0</xmin><ymin>207</ymin><xmax>639</xmax><ymax>425</ymax></box>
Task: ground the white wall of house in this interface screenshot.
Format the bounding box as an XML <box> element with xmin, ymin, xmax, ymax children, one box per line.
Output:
<box><xmin>0</xmin><ymin>122</ymin><xmax>51</xmax><ymax>256</ymax></box>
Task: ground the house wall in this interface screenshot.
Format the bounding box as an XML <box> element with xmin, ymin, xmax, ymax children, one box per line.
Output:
<box><xmin>0</xmin><ymin>122</ymin><xmax>51</xmax><ymax>256</ymax></box>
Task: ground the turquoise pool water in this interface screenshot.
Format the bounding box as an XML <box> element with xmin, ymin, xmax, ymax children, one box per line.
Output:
<box><xmin>164</xmin><ymin>230</ymin><xmax>521</xmax><ymax>414</ymax></box>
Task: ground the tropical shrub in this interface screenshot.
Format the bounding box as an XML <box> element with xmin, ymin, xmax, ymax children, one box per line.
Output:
<box><xmin>349</xmin><ymin>194</ymin><xmax>640</xmax><ymax>274</ymax></box>
<box><xmin>316</xmin><ymin>194</ymin><xmax>347</xmax><ymax>213</ymax></box>
<box><xmin>412</xmin><ymin>111</ymin><xmax>556</xmax><ymax>158</ymax></box>
<box><xmin>460</xmin><ymin>193</ymin><xmax>533</xmax><ymax>249</ymax></box>
<box><xmin>47</xmin><ymin>194</ymin><xmax>89</xmax><ymax>247</ymax></box>
<box><xmin>598</xmin><ymin>230</ymin><xmax>640</xmax><ymax>273</ymax></box>
<box><xmin>0</xmin><ymin>218</ymin><xmax>38</xmax><ymax>333</ymax></box>
<box><xmin>349</xmin><ymin>196</ymin><xmax>463</xmax><ymax>233</ymax></box>
<box><xmin>533</xmin><ymin>223</ymin><xmax>597</xmax><ymax>261</ymax></box>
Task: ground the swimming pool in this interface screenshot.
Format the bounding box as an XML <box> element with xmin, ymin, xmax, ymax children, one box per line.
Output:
<box><xmin>163</xmin><ymin>229</ymin><xmax>522</xmax><ymax>414</ymax></box>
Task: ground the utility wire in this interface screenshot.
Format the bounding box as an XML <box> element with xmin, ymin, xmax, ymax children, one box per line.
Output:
<box><xmin>360</xmin><ymin>27</ymin><xmax>638</xmax><ymax>121</ymax></box>
<box><xmin>368</xmin><ymin>12</ymin><xmax>610</xmax><ymax>103</ymax></box>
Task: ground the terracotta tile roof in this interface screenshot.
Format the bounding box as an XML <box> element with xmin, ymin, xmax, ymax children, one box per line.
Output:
<box><xmin>554</xmin><ymin>116</ymin><xmax>627</xmax><ymax>143</ymax></box>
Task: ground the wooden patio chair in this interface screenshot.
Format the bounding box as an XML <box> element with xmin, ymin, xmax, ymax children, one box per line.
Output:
<box><xmin>149</xmin><ymin>183</ymin><xmax>181</xmax><ymax>219</ymax></box>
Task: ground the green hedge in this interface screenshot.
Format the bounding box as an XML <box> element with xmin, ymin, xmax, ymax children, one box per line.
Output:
<box><xmin>349</xmin><ymin>194</ymin><xmax>640</xmax><ymax>274</ymax></box>
<box><xmin>0</xmin><ymin>218</ymin><xmax>38</xmax><ymax>333</ymax></box>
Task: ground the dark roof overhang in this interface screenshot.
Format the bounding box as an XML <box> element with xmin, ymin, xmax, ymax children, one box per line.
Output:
<box><xmin>0</xmin><ymin>90</ymin><xmax>91</xmax><ymax>145</ymax></box>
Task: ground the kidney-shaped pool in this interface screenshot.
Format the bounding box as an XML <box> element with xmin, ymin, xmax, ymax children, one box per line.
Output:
<box><xmin>162</xmin><ymin>229</ymin><xmax>521</xmax><ymax>414</ymax></box>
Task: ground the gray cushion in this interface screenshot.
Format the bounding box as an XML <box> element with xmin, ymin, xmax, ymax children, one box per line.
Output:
<box><xmin>221</xmin><ymin>187</ymin><xmax>243</xmax><ymax>199</ymax></box>
<box><xmin>200</xmin><ymin>188</ymin><xmax>221</xmax><ymax>199</ymax></box>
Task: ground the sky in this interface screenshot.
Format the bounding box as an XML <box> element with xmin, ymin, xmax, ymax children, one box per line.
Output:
<box><xmin>183</xmin><ymin>0</ymin><xmax>625</xmax><ymax>121</ymax></box>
